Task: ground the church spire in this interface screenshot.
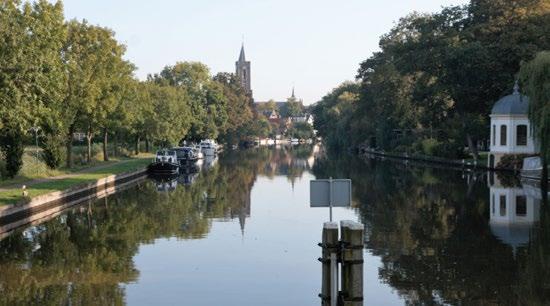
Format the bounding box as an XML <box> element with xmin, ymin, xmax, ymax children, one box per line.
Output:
<box><xmin>238</xmin><ymin>43</ymin><xmax>246</xmax><ymax>62</ymax></box>
<box><xmin>235</xmin><ymin>43</ymin><xmax>252</xmax><ymax>97</ymax></box>
<box><xmin>291</xmin><ymin>86</ymin><xmax>295</xmax><ymax>99</ymax></box>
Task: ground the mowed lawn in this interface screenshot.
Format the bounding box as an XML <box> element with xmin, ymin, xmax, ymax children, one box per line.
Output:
<box><xmin>0</xmin><ymin>157</ymin><xmax>152</xmax><ymax>206</ymax></box>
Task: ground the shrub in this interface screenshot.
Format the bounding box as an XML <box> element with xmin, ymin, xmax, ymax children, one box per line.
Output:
<box><xmin>497</xmin><ymin>154</ymin><xmax>537</xmax><ymax>170</ymax></box>
<box><xmin>41</xmin><ymin>134</ymin><xmax>65</xmax><ymax>169</ymax></box>
<box><xmin>421</xmin><ymin>138</ymin><xmax>440</xmax><ymax>156</ymax></box>
<box><xmin>0</xmin><ymin>132</ymin><xmax>25</xmax><ymax>178</ymax></box>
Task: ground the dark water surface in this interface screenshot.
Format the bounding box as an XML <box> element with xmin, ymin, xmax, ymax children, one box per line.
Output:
<box><xmin>0</xmin><ymin>146</ymin><xmax>549</xmax><ymax>305</ymax></box>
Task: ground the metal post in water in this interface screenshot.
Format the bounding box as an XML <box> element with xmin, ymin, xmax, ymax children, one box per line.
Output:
<box><xmin>340</xmin><ymin>220</ymin><xmax>364</xmax><ymax>306</ymax></box>
<box><xmin>319</xmin><ymin>222</ymin><xmax>338</xmax><ymax>306</ymax></box>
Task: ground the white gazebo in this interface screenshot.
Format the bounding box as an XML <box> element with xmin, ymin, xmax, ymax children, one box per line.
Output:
<box><xmin>488</xmin><ymin>81</ymin><xmax>537</xmax><ymax>168</ymax></box>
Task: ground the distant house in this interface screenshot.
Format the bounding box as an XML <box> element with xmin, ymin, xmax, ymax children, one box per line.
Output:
<box><xmin>290</xmin><ymin>114</ymin><xmax>314</xmax><ymax>126</ymax></box>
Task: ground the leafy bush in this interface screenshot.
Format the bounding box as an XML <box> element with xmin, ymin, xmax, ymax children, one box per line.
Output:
<box><xmin>0</xmin><ymin>133</ymin><xmax>25</xmax><ymax>178</ymax></box>
<box><xmin>497</xmin><ymin>154</ymin><xmax>537</xmax><ymax>170</ymax></box>
<box><xmin>421</xmin><ymin>138</ymin><xmax>440</xmax><ymax>156</ymax></box>
<box><xmin>41</xmin><ymin>134</ymin><xmax>65</xmax><ymax>169</ymax></box>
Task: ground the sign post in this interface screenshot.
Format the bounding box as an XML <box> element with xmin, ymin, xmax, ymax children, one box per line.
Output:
<box><xmin>310</xmin><ymin>178</ymin><xmax>352</xmax><ymax>222</ymax></box>
<box><xmin>312</xmin><ymin>178</ymin><xmax>352</xmax><ymax>306</ymax></box>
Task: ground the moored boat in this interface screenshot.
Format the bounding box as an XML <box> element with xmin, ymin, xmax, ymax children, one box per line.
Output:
<box><xmin>148</xmin><ymin>149</ymin><xmax>179</xmax><ymax>174</ymax></box>
<box><xmin>174</xmin><ymin>147</ymin><xmax>199</xmax><ymax>165</ymax></box>
<box><xmin>200</xmin><ymin>139</ymin><xmax>218</xmax><ymax>156</ymax></box>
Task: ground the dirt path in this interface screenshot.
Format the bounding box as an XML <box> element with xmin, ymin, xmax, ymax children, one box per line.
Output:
<box><xmin>0</xmin><ymin>160</ymin><xmax>135</xmax><ymax>192</ymax></box>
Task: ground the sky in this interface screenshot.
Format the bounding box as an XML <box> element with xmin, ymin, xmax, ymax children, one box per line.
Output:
<box><xmin>62</xmin><ymin>0</ymin><xmax>468</xmax><ymax>104</ymax></box>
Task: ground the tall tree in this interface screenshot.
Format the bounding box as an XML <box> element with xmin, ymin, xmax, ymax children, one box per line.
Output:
<box><xmin>153</xmin><ymin>62</ymin><xmax>211</xmax><ymax>141</ymax></box>
<box><xmin>62</xmin><ymin>20</ymin><xmax>129</xmax><ymax>165</ymax></box>
<box><xmin>519</xmin><ymin>51</ymin><xmax>550</xmax><ymax>191</ymax></box>
<box><xmin>0</xmin><ymin>0</ymin><xmax>66</xmax><ymax>176</ymax></box>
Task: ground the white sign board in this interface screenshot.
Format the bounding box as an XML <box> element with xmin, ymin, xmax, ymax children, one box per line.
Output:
<box><xmin>310</xmin><ymin>179</ymin><xmax>352</xmax><ymax>207</ymax></box>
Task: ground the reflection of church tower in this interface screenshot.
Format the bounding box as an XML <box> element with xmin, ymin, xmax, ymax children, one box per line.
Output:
<box><xmin>236</xmin><ymin>44</ymin><xmax>252</xmax><ymax>97</ymax></box>
<box><xmin>237</xmin><ymin>189</ymin><xmax>251</xmax><ymax>236</ymax></box>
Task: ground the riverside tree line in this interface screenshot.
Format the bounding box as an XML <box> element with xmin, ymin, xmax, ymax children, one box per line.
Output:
<box><xmin>0</xmin><ymin>0</ymin><xmax>263</xmax><ymax>178</ymax></box>
<box><xmin>312</xmin><ymin>0</ymin><xmax>550</xmax><ymax>164</ymax></box>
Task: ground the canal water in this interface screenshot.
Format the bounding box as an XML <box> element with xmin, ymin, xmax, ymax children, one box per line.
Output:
<box><xmin>0</xmin><ymin>146</ymin><xmax>548</xmax><ymax>305</ymax></box>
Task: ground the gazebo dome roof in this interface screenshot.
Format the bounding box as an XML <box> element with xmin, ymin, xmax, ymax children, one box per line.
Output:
<box><xmin>491</xmin><ymin>82</ymin><xmax>529</xmax><ymax>115</ymax></box>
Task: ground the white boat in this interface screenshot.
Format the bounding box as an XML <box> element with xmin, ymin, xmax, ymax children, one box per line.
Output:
<box><xmin>199</xmin><ymin>139</ymin><xmax>218</xmax><ymax>156</ymax></box>
<box><xmin>173</xmin><ymin>147</ymin><xmax>199</xmax><ymax>165</ymax></box>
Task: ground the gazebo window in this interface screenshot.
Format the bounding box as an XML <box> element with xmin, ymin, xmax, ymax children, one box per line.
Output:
<box><xmin>516</xmin><ymin>196</ymin><xmax>527</xmax><ymax>216</ymax></box>
<box><xmin>500</xmin><ymin>125</ymin><xmax>507</xmax><ymax>146</ymax></box>
<box><xmin>516</xmin><ymin>125</ymin><xmax>527</xmax><ymax>146</ymax></box>
<box><xmin>500</xmin><ymin>195</ymin><xmax>506</xmax><ymax>216</ymax></box>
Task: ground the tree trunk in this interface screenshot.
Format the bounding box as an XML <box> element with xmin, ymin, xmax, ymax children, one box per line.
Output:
<box><xmin>102</xmin><ymin>127</ymin><xmax>109</xmax><ymax>162</ymax></box>
<box><xmin>145</xmin><ymin>135</ymin><xmax>150</xmax><ymax>153</ymax></box>
<box><xmin>135</xmin><ymin>135</ymin><xmax>140</xmax><ymax>155</ymax></box>
<box><xmin>466</xmin><ymin>133</ymin><xmax>479</xmax><ymax>161</ymax></box>
<box><xmin>66</xmin><ymin>123</ymin><xmax>75</xmax><ymax>168</ymax></box>
<box><xmin>86</xmin><ymin>126</ymin><xmax>93</xmax><ymax>164</ymax></box>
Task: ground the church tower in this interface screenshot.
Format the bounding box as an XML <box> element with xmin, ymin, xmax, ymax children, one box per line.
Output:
<box><xmin>235</xmin><ymin>44</ymin><xmax>252</xmax><ymax>97</ymax></box>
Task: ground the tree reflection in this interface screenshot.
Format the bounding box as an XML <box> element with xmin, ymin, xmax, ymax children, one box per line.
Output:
<box><xmin>0</xmin><ymin>145</ymin><xmax>316</xmax><ymax>305</ymax></box>
<box><xmin>313</xmin><ymin>154</ymin><xmax>550</xmax><ymax>305</ymax></box>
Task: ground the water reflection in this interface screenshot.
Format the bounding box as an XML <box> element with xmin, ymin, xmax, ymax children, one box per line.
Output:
<box><xmin>0</xmin><ymin>145</ymin><xmax>548</xmax><ymax>305</ymax></box>
<box><xmin>488</xmin><ymin>174</ymin><xmax>541</xmax><ymax>252</ymax></box>
<box><xmin>314</xmin><ymin>155</ymin><xmax>550</xmax><ymax>305</ymax></box>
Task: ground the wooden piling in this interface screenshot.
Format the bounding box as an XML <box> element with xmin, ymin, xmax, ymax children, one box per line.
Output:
<box><xmin>340</xmin><ymin>220</ymin><xmax>364</xmax><ymax>306</ymax></box>
<box><xmin>320</xmin><ymin>222</ymin><xmax>338</xmax><ymax>305</ymax></box>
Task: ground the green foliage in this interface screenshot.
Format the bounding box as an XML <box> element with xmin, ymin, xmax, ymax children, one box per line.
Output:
<box><xmin>0</xmin><ymin>0</ymin><xmax>67</xmax><ymax>175</ymax></box>
<box><xmin>315</xmin><ymin>0</ymin><xmax>550</xmax><ymax>158</ymax></box>
<box><xmin>311</xmin><ymin>82</ymin><xmax>361</xmax><ymax>150</ymax></box>
<box><xmin>286</xmin><ymin>96</ymin><xmax>303</xmax><ymax>117</ymax></box>
<box><xmin>419</xmin><ymin>138</ymin><xmax>440</xmax><ymax>156</ymax></box>
<box><xmin>0</xmin><ymin>2</ymin><xmax>263</xmax><ymax>175</ymax></box>
<box><xmin>41</xmin><ymin>134</ymin><xmax>64</xmax><ymax>169</ymax></box>
<box><xmin>0</xmin><ymin>132</ymin><xmax>24</xmax><ymax>178</ymax></box>
<box><xmin>497</xmin><ymin>153</ymin><xmax>536</xmax><ymax>170</ymax></box>
<box><xmin>253</xmin><ymin>117</ymin><xmax>272</xmax><ymax>138</ymax></box>
<box><xmin>212</xmin><ymin>72</ymin><xmax>256</xmax><ymax>144</ymax></box>
<box><xmin>519</xmin><ymin>51</ymin><xmax>550</xmax><ymax>164</ymax></box>
<box><xmin>287</xmin><ymin>122</ymin><xmax>314</xmax><ymax>139</ymax></box>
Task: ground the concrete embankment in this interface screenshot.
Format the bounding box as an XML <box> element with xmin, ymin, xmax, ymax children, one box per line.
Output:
<box><xmin>0</xmin><ymin>169</ymin><xmax>148</xmax><ymax>238</ymax></box>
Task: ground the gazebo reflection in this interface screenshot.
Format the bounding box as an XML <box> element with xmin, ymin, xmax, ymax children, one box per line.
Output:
<box><xmin>488</xmin><ymin>173</ymin><xmax>541</xmax><ymax>253</ymax></box>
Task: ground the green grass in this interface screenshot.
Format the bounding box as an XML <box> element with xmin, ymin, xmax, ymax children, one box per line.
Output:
<box><xmin>0</xmin><ymin>156</ymin><xmax>152</xmax><ymax>206</ymax></box>
<box><xmin>0</xmin><ymin>147</ymin><xmax>130</xmax><ymax>187</ymax></box>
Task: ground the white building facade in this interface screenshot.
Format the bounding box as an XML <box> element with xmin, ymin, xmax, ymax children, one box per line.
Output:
<box><xmin>488</xmin><ymin>82</ymin><xmax>537</xmax><ymax>168</ymax></box>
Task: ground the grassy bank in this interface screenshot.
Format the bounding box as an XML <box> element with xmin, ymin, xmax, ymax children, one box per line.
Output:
<box><xmin>0</xmin><ymin>155</ymin><xmax>152</xmax><ymax>206</ymax></box>
<box><xmin>0</xmin><ymin>146</ymin><xmax>151</xmax><ymax>187</ymax></box>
